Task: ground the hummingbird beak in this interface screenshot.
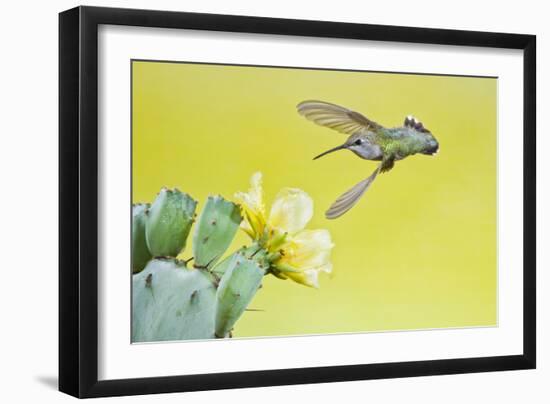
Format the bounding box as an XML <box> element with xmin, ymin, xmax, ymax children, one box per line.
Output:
<box><xmin>313</xmin><ymin>144</ymin><xmax>347</xmax><ymax>160</ymax></box>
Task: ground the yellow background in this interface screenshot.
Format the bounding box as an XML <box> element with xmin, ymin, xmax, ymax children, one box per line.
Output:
<box><xmin>132</xmin><ymin>60</ymin><xmax>497</xmax><ymax>337</ymax></box>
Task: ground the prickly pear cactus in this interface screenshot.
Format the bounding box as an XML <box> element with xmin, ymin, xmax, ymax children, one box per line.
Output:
<box><xmin>132</xmin><ymin>172</ymin><xmax>335</xmax><ymax>341</ymax></box>
<box><xmin>145</xmin><ymin>188</ymin><xmax>197</xmax><ymax>257</ymax></box>
<box><xmin>132</xmin><ymin>203</ymin><xmax>152</xmax><ymax>273</ymax></box>
<box><xmin>193</xmin><ymin>196</ymin><xmax>242</xmax><ymax>270</ymax></box>
<box><xmin>132</xmin><ymin>258</ymin><xmax>217</xmax><ymax>342</ymax></box>
<box><xmin>132</xmin><ymin>188</ymin><xmax>270</xmax><ymax>342</ymax></box>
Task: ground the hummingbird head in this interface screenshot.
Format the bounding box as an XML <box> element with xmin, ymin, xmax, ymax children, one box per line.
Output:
<box><xmin>404</xmin><ymin>115</ymin><xmax>439</xmax><ymax>156</ymax></box>
<box><xmin>313</xmin><ymin>133</ymin><xmax>381</xmax><ymax>160</ymax></box>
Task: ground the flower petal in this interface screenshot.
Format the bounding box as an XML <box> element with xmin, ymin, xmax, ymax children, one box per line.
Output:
<box><xmin>234</xmin><ymin>172</ymin><xmax>266</xmax><ymax>238</ymax></box>
<box><xmin>279</xmin><ymin>229</ymin><xmax>334</xmax><ymax>270</ymax></box>
<box><xmin>268</xmin><ymin>188</ymin><xmax>313</xmax><ymax>234</ymax></box>
<box><xmin>285</xmin><ymin>269</ymin><xmax>320</xmax><ymax>288</ymax></box>
<box><xmin>234</xmin><ymin>172</ymin><xmax>264</xmax><ymax>214</ymax></box>
<box><xmin>239</xmin><ymin>219</ymin><xmax>255</xmax><ymax>239</ymax></box>
<box><xmin>273</xmin><ymin>229</ymin><xmax>334</xmax><ymax>288</ymax></box>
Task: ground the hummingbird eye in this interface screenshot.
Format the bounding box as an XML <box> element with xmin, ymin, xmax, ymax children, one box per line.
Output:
<box><xmin>354</xmin><ymin>139</ymin><xmax>363</xmax><ymax>146</ymax></box>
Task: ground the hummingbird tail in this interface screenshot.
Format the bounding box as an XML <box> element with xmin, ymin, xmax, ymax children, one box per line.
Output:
<box><xmin>325</xmin><ymin>165</ymin><xmax>380</xmax><ymax>219</ymax></box>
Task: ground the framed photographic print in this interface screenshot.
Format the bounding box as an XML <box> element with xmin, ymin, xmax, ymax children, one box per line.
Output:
<box><xmin>59</xmin><ymin>6</ymin><xmax>536</xmax><ymax>398</ymax></box>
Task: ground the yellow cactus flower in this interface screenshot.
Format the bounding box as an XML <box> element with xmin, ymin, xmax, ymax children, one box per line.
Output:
<box><xmin>235</xmin><ymin>172</ymin><xmax>334</xmax><ymax>288</ymax></box>
<box><xmin>234</xmin><ymin>171</ymin><xmax>266</xmax><ymax>239</ymax></box>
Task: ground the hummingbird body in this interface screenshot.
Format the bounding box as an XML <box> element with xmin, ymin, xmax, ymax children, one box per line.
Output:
<box><xmin>297</xmin><ymin>100</ymin><xmax>439</xmax><ymax>219</ymax></box>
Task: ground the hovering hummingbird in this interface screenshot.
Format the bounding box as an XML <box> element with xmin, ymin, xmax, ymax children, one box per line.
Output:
<box><xmin>297</xmin><ymin>100</ymin><xmax>439</xmax><ymax>219</ymax></box>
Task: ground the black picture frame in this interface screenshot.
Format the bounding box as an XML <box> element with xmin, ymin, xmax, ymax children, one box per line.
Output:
<box><xmin>59</xmin><ymin>5</ymin><xmax>536</xmax><ymax>398</ymax></box>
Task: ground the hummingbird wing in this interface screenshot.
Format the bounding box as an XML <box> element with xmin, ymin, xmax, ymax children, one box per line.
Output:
<box><xmin>325</xmin><ymin>164</ymin><xmax>381</xmax><ymax>219</ymax></box>
<box><xmin>297</xmin><ymin>100</ymin><xmax>381</xmax><ymax>135</ymax></box>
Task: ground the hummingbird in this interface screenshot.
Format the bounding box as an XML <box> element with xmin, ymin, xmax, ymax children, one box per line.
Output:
<box><xmin>297</xmin><ymin>100</ymin><xmax>439</xmax><ymax>219</ymax></box>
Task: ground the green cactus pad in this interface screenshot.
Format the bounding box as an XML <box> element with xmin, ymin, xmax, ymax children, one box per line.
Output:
<box><xmin>193</xmin><ymin>195</ymin><xmax>242</xmax><ymax>269</ymax></box>
<box><xmin>210</xmin><ymin>253</ymin><xmax>234</xmax><ymax>277</ymax></box>
<box><xmin>215</xmin><ymin>246</ymin><xmax>268</xmax><ymax>338</ymax></box>
<box><xmin>132</xmin><ymin>204</ymin><xmax>152</xmax><ymax>273</ymax></box>
<box><xmin>132</xmin><ymin>258</ymin><xmax>217</xmax><ymax>342</ymax></box>
<box><xmin>145</xmin><ymin>188</ymin><xmax>197</xmax><ymax>257</ymax></box>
